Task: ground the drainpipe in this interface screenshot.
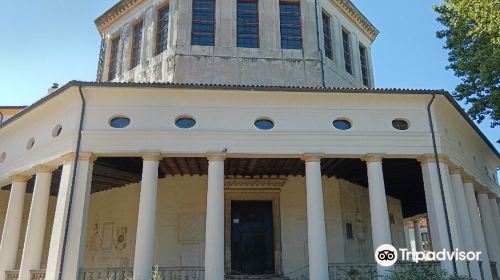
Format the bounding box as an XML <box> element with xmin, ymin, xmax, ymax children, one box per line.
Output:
<box><xmin>313</xmin><ymin>0</ymin><xmax>326</xmax><ymax>87</ymax></box>
<box><xmin>58</xmin><ymin>85</ymin><xmax>86</xmax><ymax>280</ymax></box>
<box><xmin>426</xmin><ymin>93</ymin><xmax>457</xmax><ymax>275</ymax></box>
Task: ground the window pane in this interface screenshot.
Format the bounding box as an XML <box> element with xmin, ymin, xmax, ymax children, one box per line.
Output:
<box><xmin>130</xmin><ymin>21</ymin><xmax>143</xmax><ymax>69</ymax></box>
<box><xmin>359</xmin><ymin>44</ymin><xmax>370</xmax><ymax>86</ymax></box>
<box><xmin>156</xmin><ymin>6</ymin><xmax>170</xmax><ymax>54</ymax></box>
<box><xmin>237</xmin><ymin>0</ymin><xmax>259</xmax><ymax>48</ymax></box>
<box><xmin>322</xmin><ymin>12</ymin><xmax>333</xmax><ymax>60</ymax></box>
<box><xmin>279</xmin><ymin>2</ymin><xmax>302</xmax><ymax>49</ymax></box>
<box><xmin>342</xmin><ymin>29</ymin><xmax>352</xmax><ymax>74</ymax></box>
<box><xmin>108</xmin><ymin>37</ymin><xmax>120</xmax><ymax>81</ymax></box>
<box><xmin>192</xmin><ymin>0</ymin><xmax>216</xmax><ymax>46</ymax></box>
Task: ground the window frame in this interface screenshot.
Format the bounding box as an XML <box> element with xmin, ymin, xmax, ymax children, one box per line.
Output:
<box><xmin>107</xmin><ymin>36</ymin><xmax>121</xmax><ymax>81</ymax></box>
<box><xmin>130</xmin><ymin>20</ymin><xmax>144</xmax><ymax>69</ymax></box>
<box><xmin>279</xmin><ymin>1</ymin><xmax>302</xmax><ymax>50</ymax></box>
<box><xmin>359</xmin><ymin>43</ymin><xmax>370</xmax><ymax>86</ymax></box>
<box><xmin>322</xmin><ymin>11</ymin><xmax>333</xmax><ymax>60</ymax></box>
<box><xmin>156</xmin><ymin>4</ymin><xmax>170</xmax><ymax>55</ymax></box>
<box><xmin>191</xmin><ymin>0</ymin><xmax>216</xmax><ymax>46</ymax></box>
<box><xmin>237</xmin><ymin>0</ymin><xmax>259</xmax><ymax>48</ymax></box>
<box><xmin>341</xmin><ymin>28</ymin><xmax>352</xmax><ymax>75</ymax></box>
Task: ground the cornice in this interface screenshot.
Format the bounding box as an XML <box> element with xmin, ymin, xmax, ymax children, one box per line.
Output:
<box><xmin>225</xmin><ymin>178</ymin><xmax>287</xmax><ymax>188</ymax></box>
<box><xmin>330</xmin><ymin>0</ymin><xmax>379</xmax><ymax>42</ymax></box>
<box><xmin>95</xmin><ymin>0</ymin><xmax>146</xmax><ymax>35</ymax></box>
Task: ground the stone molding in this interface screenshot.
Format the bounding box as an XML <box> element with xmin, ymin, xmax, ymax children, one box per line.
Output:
<box><xmin>95</xmin><ymin>0</ymin><xmax>145</xmax><ymax>34</ymax></box>
<box><xmin>448</xmin><ymin>166</ymin><xmax>464</xmax><ymax>175</ymax></box>
<box><xmin>225</xmin><ymin>178</ymin><xmax>287</xmax><ymax>188</ymax></box>
<box><xmin>206</xmin><ymin>153</ymin><xmax>226</xmax><ymax>162</ymax></box>
<box><xmin>330</xmin><ymin>0</ymin><xmax>379</xmax><ymax>41</ymax></box>
<box><xmin>9</xmin><ymin>174</ymin><xmax>31</xmax><ymax>183</ymax></box>
<box><xmin>34</xmin><ymin>164</ymin><xmax>58</xmax><ymax>173</ymax></box>
<box><xmin>362</xmin><ymin>154</ymin><xmax>384</xmax><ymax>163</ymax></box>
<box><xmin>462</xmin><ymin>175</ymin><xmax>475</xmax><ymax>184</ymax></box>
<box><xmin>417</xmin><ymin>154</ymin><xmax>449</xmax><ymax>164</ymax></box>
<box><xmin>142</xmin><ymin>152</ymin><xmax>162</xmax><ymax>161</ymax></box>
<box><xmin>301</xmin><ymin>153</ymin><xmax>323</xmax><ymax>163</ymax></box>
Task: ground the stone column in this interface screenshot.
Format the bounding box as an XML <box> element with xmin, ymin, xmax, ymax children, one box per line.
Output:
<box><xmin>363</xmin><ymin>154</ymin><xmax>392</xmax><ymax>277</ymax></box>
<box><xmin>204</xmin><ymin>154</ymin><xmax>226</xmax><ymax>280</ymax></box>
<box><xmin>419</xmin><ymin>154</ymin><xmax>463</xmax><ymax>274</ymax></box>
<box><xmin>46</xmin><ymin>154</ymin><xmax>75</xmax><ymax>280</ymax></box>
<box><xmin>303</xmin><ymin>154</ymin><xmax>329</xmax><ymax>280</ymax></box>
<box><xmin>477</xmin><ymin>191</ymin><xmax>500</xmax><ymax>274</ymax></box>
<box><xmin>462</xmin><ymin>176</ymin><xmax>493</xmax><ymax>280</ymax></box>
<box><xmin>19</xmin><ymin>166</ymin><xmax>55</xmax><ymax>280</ymax></box>
<box><xmin>488</xmin><ymin>196</ymin><xmax>500</xmax><ymax>248</ymax></box>
<box><xmin>448</xmin><ymin>167</ymin><xmax>481</xmax><ymax>279</ymax></box>
<box><xmin>133</xmin><ymin>153</ymin><xmax>161</xmax><ymax>280</ymax></box>
<box><xmin>60</xmin><ymin>153</ymin><xmax>96</xmax><ymax>279</ymax></box>
<box><xmin>0</xmin><ymin>175</ymin><xmax>30</xmax><ymax>280</ymax></box>
<box><xmin>413</xmin><ymin>220</ymin><xmax>424</xmax><ymax>252</ymax></box>
<box><xmin>403</xmin><ymin>222</ymin><xmax>412</xmax><ymax>250</ymax></box>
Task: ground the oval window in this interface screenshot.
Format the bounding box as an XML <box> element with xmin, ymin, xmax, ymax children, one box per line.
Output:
<box><xmin>175</xmin><ymin>116</ymin><xmax>196</xmax><ymax>129</ymax></box>
<box><xmin>0</xmin><ymin>152</ymin><xmax>5</xmax><ymax>163</ymax></box>
<box><xmin>392</xmin><ymin>119</ymin><xmax>409</xmax><ymax>130</ymax></box>
<box><xmin>27</xmin><ymin>137</ymin><xmax>35</xmax><ymax>150</ymax></box>
<box><xmin>333</xmin><ymin>119</ymin><xmax>352</xmax><ymax>130</ymax></box>
<box><xmin>254</xmin><ymin>118</ymin><xmax>274</xmax><ymax>130</ymax></box>
<box><xmin>109</xmin><ymin>117</ymin><xmax>131</xmax><ymax>128</ymax></box>
<box><xmin>52</xmin><ymin>124</ymin><xmax>63</xmax><ymax>137</ymax></box>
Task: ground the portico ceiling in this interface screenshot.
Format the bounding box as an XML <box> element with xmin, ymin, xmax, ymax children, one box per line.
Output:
<box><xmin>0</xmin><ymin>157</ymin><xmax>426</xmax><ymax>218</ymax></box>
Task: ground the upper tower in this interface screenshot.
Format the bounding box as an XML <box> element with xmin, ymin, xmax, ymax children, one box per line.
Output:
<box><xmin>95</xmin><ymin>0</ymin><xmax>378</xmax><ymax>87</ymax></box>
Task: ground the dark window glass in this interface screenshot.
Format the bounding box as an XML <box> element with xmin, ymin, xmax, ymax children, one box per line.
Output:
<box><xmin>175</xmin><ymin>117</ymin><xmax>197</xmax><ymax>129</ymax></box>
<box><xmin>342</xmin><ymin>29</ymin><xmax>352</xmax><ymax>74</ymax></box>
<box><xmin>237</xmin><ymin>0</ymin><xmax>259</xmax><ymax>48</ymax></box>
<box><xmin>108</xmin><ymin>37</ymin><xmax>120</xmax><ymax>81</ymax></box>
<box><xmin>192</xmin><ymin>0</ymin><xmax>216</xmax><ymax>46</ymax></box>
<box><xmin>279</xmin><ymin>2</ymin><xmax>302</xmax><ymax>49</ymax></box>
<box><xmin>346</xmin><ymin>223</ymin><xmax>353</xmax><ymax>239</ymax></box>
<box><xmin>333</xmin><ymin>119</ymin><xmax>352</xmax><ymax>130</ymax></box>
<box><xmin>254</xmin><ymin>119</ymin><xmax>274</xmax><ymax>130</ymax></box>
<box><xmin>359</xmin><ymin>44</ymin><xmax>370</xmax><ymax>86</ymax></box>
<box><xmin>322</xmin><ymin>12</ymin><xmax>333</xmax><ymax>60</ymax></box>
<box><xmin>110</xmin><ymin>117</ymin><xmax>131</xmax><ymax>128</ymax></box>
<box><xmin>156</xmin><ymin>5</ymin><xmax>170</xmax><ymax>54</ymax></box>
<box><xmin>130</xmin><ymin>21</ymin><xmax>143</xmax><ymax>69</ymax></box>
<box><xmin>392</xmin><ymin>119</ymin><xmax>409</xmax><ymax>130</ymax></box>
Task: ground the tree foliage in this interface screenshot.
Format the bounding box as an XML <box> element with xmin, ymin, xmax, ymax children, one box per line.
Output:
<box><xmin>434</xmin><ymin>0</ymin><xmax>499</xmax><ymax>129</ymax></box>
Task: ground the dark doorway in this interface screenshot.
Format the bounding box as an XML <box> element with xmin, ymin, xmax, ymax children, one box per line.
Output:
<box><xmin>231</xmin><ymin>201</ymin><xmax>275</xmax><ymax>275</ymax></box>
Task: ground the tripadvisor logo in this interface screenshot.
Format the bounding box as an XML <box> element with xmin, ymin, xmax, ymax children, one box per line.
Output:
<box><xmin>375</xmin><ymin>244</ymin><xmax>398</xmax><ymax>267</ymax></box>
<box><xmin>375</xmin><ymin>244</ymin><xmax>482</xmax><ymax>267</ymax></box>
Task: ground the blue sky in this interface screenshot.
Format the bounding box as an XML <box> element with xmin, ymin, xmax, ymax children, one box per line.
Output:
<box><xmin>0</xmin><ymin>0</ymin><xmax>498</xmax><ymax>152</ymax></box>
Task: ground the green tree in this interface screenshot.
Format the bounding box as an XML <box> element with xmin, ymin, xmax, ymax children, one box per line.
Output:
<box><xmin>434</xmin><ymin>0</ymin><xmax>499</xmax><ymax>131</ymax></box>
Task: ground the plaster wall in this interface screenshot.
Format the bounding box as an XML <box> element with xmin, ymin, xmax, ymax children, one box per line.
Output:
<box><xmin>82</xmin><ymin>175</ymin><xmax>404</xmax><ymax>274</ymax></box>
<box><xmin>98</xmin><ymin>0</ymin><xmax>371</xmax><ymax>87</ymax></box>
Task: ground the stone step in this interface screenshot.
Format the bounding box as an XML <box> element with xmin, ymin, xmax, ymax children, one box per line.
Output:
<box><xmin>226</xmin><ymin>275</ymin><xmax>289</xmax><ymax>280</ymax></box>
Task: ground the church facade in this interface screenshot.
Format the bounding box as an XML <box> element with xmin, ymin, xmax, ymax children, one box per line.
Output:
<box><xmin>0</xmin><ymin>0</ymin><xmax>499</xmax><ymax>280</ymax></box>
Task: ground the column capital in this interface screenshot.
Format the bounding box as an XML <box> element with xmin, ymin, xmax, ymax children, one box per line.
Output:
<box><xmin>34</xmin><ymin>164</ymin><xmax>58</xmax><ymax>173</ymax></box>
<box><xmin>362</xmin><ymin>154</ymin><xmax>384</xmax><ymax>163</ymax></box>
<box><xmin>448</xmin><ymin>166</ymin><xmax>464</xmax><ymax>175</ymax></box>
<box><xmin>462</xmin><ymin>175</ymin><xmax>475</xmax><ymax>184</ymax></box>
<box><xmin>142</xmin><ymin>153</ymin><xmax>162</xmax><ymax>161</ymax></box>
<box><xmin>476</xmin><ymin>188</ymin><xmax>489</xmax><ymax>195</ymax></box>
<box><xmin>60</xmin><ymin>152</ymin><xmax>76</xmax><ymax>163</ymax></box>
<box><xmin>9</xmin><ymin>174</ymin><xmax>31</xmax><ymax>183</ymax></box>
<box><xmin>417</xmin><ymin>154</ymin><xmax>449</xmax><ymax>164</ymax></box>
<box><xmin>487</xmin><ymin>193</ymin><xmax>498</xmax><ymax>200</ymax></box>
<box><xmin>301</xmin><ymin>153</ymin><xmax>323</xmax><ymax>163</ymax></box>
<box><xmin>79</xmin><ymin>152</ymin><xmax>97</xmax><ymax>162</ymax></box>
<box><xmin>206</xmin><ymin>153</ymin><xmax>226</xmax><ymax>162</ymax></box>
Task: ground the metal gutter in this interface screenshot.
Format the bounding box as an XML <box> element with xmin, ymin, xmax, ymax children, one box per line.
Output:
<box><xmin>58</xmin><ymin>85</ymin><xmax>87</xmax><ymax>280</ymax></box>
